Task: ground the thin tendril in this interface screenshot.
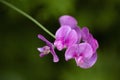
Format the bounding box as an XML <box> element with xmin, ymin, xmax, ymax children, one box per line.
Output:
<box><xmin>0</xmin><ymin>0</ymin><xmax>55</xmax><ymax>38</ymax></box>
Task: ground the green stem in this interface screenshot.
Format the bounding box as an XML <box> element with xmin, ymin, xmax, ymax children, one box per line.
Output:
<box><xmin>0</xmin><ymin>0</ymin><xmax>55</xmax><ymax>38</ymax></box>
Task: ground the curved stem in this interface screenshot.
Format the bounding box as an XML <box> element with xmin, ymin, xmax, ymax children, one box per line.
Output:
<box><xmin>0</xmin><ymin>0</ymin><xmax>55</xmax><ymax>38</ymax></box>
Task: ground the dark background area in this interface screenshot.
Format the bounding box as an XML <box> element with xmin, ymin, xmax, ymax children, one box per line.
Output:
<box><xmin>0</xmin><ymin>0</ymin><xmax>120</xmax><ymax>80</ymax></box>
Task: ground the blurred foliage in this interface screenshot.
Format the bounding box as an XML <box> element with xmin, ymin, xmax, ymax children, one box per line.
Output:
<box><xmin>0</xmin><ymin>0</ymin><xmax>120</xmax><ymax>80</ymax></box>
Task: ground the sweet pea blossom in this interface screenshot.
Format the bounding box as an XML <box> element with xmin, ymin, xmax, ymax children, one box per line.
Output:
<box><xmin>65</xmin><ymin>43</ymin><xmax>97</xmax><ymax>69</ymax></box>
<box><xmin>37</xmin><ymin>34</ymin><xmax>59</xmax><ymax>62</ymax></box>
<box><xmin>59</xmin><ymin>15</ymin><xmax>82</xmax><ymax>43</ymax></box>
<box><xmin>54</xmin><ymin>15</ymin><xmax>82</xmax><ymax>51</ymax></box>
<box><xmin>54</xmin><ymin>25</ymin><xmax>78</xmax><ymax>51</ymax></box>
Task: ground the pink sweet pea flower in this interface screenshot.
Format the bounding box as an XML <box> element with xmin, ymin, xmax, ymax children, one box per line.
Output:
<box><xmin>54</xmin><ymin>15</ymin><xmax>82</xmax><ymax>51</ymax></box>
<box><xmin>54</xmin><ymin>25</ymin><xmax>78</xmax><ymax>51</ymax></box>
<box><xmin>37</xmin><ymin>34</ymin><xmax>59</xmax><ymax>62</ymax></box>
<box><xmin>65</xmin><ymin>43</ymin><xmax>97</xmax><ymax>69</ymax></box>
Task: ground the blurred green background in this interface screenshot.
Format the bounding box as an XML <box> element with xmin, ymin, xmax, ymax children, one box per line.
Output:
<box><xmin>0</xmin><ymin>0</ymin><xmax>120</xmax><ymax>80</ymax></box>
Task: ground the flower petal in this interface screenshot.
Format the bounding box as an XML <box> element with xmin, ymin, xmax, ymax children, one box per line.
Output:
<box><xmin>76</xmin><ymin>53</ymin><xmax>97</xmax><ymax>69</ymax></box>
<box><xmin>39</xmin><ymin>52</ymin><xmax>46</xmax><ymax>57</ymax></box>
<box><xmin>74</xmin><ymin>26</ymin><xmax>82</xmax><ymax>43</ymax></box>
<box><xmin>87</xmin><ymin>36</ymin><xmax>99</xmax><ymax>53</ymax></box>
<box><xmin>78</xmin><ymin>43</ymin><xmax>93</xmax><ymax>58</ymax></box>
<box><xmin>65</xmin><ymin>44</ymin><xmax>78</xmax><ymax>61</ymax></box>
<box><xmin>55</xmin><ymin>26</ymin><xmax>71</xmax><ymax>39</ymax></box>
<box><xmin>65</xmin><ymin>29</ymin><xmax>78</xmax><ymax>47</ymax></box>
<box><xmin>59</xmin><ymin>15</ymin><xmax>77</xmax><ymax>28</ymax></box>
<box><xmin>81</xmin><ymin>27</ymin><xmax>89</xmax><ymax>41</ymax></box>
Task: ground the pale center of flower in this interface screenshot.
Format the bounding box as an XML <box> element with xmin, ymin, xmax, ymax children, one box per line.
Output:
<box><xmin>75</xmin><ymin>56</ymin><xmax>84</xmax><ymax>66</ymax></box>
<box><xmin>43</xmin><ymin>46</ymin><xmax>50</xmax><ymax>54</ymax></box>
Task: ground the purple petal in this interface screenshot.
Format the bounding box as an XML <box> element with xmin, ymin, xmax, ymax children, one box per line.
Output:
<box><xmin>38</xmin><ymin>34</ymin><xmax>59</xmax><ymax>62</ymax></box>
<box><xmin>81</xmin><ymin>27</ymin><xmax>89</xmax><ymax>41</ymax></box>
<box><xmin>77</xmin><ymin>43</ymin><xmax>93</xmax><ymax>58</ymax></box>
<box><xmin>65</xmin><ymin>29</ymin><xmax>78</xmax><ymax>47</ymax></box>
<box><xmin>88</xmin><ymin>37</ymin><xmax>99</xmax><ymax>53</ymax></box>
<box><xmin>59</xmin><ymin>15</ymin><xmax>77</xmax><ymax>28</ymax></box>
<box><xmin>55</xmin><ymin>26</ymin><xmax>71</xmax><ymax>39</ymax></box>
<box><xmin>65</xmin><ymin>44</ymin><xmax>78</xmax><ymax>61</ymax></box>
<box><xmin>37</xmin><ymin>47</ymin><xmax>44</xmax><ymax>52</ymax></box>
<box><xmin>39</xmin><ymin>52</ymin><xmax>46</xmax><ymax>57</ymax></box>
<box><xmin>74</xmin><ymin>26</ymin><xmax>82</xmax><ymax>43</ymax></box>
<box><xmin>75</xmin><ymin>53</ymin><xmax>97</xmax><ymax>69</ymax></box>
